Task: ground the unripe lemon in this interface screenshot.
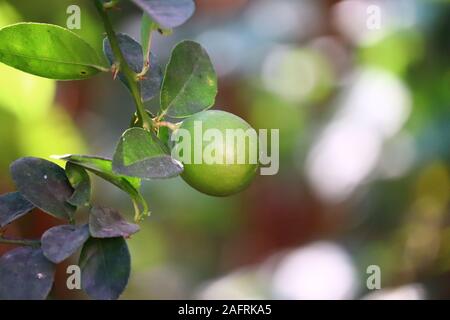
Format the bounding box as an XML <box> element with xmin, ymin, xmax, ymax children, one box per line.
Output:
<box><xmin>173</xmin><ymin>110</ymin><xmax>258</xmax><ymax>196</ymax></box>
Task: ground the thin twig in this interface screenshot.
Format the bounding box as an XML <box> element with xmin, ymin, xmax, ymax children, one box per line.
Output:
<box><xmin>0</xmin><ymin>237</ymin><xmax>40</xmax><ymax>247</ymax></box>
<box><xmin>94</xmin><ymin>0</ymin><xmax>154</xmax><ymax>131</ymax></box>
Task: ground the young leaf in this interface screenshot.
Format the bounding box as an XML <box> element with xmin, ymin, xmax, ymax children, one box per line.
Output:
<box><xmin>79</xmin><ymin>237</ymin><xmax>131</xmax><ymax>300</ymax></box>
<box><xmin>160</xmin><ymin>40</ymin><xmax>217</xmax><ymax>118</ymax></box>
<box><xmin>0</xmin><ymin>247</ymin><xmax>55</xmax><ymax>300</ymax></box>
<box><xmin>0</xmin><ymin>192</ymin><xmax>34</xmax><ymax>228</ymax></box>
<box><xmin>65</xmin><ymin>163</ymin><xmax>91</xmax><ymax>207</ymax></box>
<box><xmin>0</xmin><ymin>23</ymin><xmax>105</xmax><ymax>80</ymax></box>
<box><xmin>89</xmin><ymin>206</ymin><xmax>139</xmax><ymax>239</ymax></box>
<box><xmin>10</xmin><ymin>157</ymin><xmax>76</xmax><ymax>221</ymax></box>
<box><xmin>103</xmin><ymin>34</ymin><xmax>162</xmax><ymax>101</ymax></box>
<box><xmin>41</xmin><ymin>224</ymin><xmax>90</xmax><ymax>264</ymax></box>
<box><xmin>113</xmin><ymin>127</ymin><xmax>183</xmax><ymax>179</ymax></box>
<box><xmin>131</xmin><ymin>0</ymin><xmax>195</xmax><ymax>29</ymax></box>
<box><xmin>53</xmin><ymin>155</ymin><xmax>149</xmax><ymax>218</ymax></box>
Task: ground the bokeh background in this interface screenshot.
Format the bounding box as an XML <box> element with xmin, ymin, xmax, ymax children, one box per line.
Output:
<box><xmin>0</xmin><ymin>0</ymin><xmax>449</xmax><ymax>300</ymax></box>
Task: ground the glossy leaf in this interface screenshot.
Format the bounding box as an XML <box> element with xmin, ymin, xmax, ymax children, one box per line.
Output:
<box><xmin>66</xmin><ymin>162</ymin><xmax>91</xmax><ymax>207</ymax></box>
<box><xmin>131</xmin><ymin>0</ymin><xmax>195</xmax><ymax>28</ymax></box>
<box><xmin>10</xmin><ymin>157</ymin><xmax>76</xmax><ymax>221</ymax></box>
<box><xmin>41</xmin><ymin>224</ymin><xmax>90</xmax><ymax>264</ymax></box>
<box><xmin>113</xmin><ymin>127</ymin><xmax>183</xmax><ymax>179</ymax></box>
<box><xmin>103</xmin><ymin>33</ymin><xmax>162</xmax><ymax>101</ymax></box>
<box><xmin>161</xmin><ymin>40</ymin><xmax>217</xmax><ymax>118</ymax></box>
<box><xmin>0</xmin><ymin>23</ymin><xmax>105</xmax><ymax>80</ymax></box>
<box><xmin>0</xmin><ymin>192</ymin><xmax>34</xmax><ymax>228</ymax></box>
<box><xmin>89</xmin><ymin>206</ymin><xmax>139</xmax><ymax>238</ymax></box>
<box><xmin>79</xmin><ymin>237</ymin><xmax>131</xmax><ymax>300</ymax></box>
<box><xmin>53</xmin><ymin>155</ymin><xmax>149</xmax><ymax>218</ymax></box>
<box><xmin>0</xmin><ymin>247</ymin><xmax>55</xmax><ymax>300</ymax></box>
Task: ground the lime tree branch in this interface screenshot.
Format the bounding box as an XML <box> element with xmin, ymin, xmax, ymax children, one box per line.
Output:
<box><xmin>0</xmin><ymin>237</ymin><xmax>40</xmax><ymax>247</ymax></box>
<box><xmin>93</xmin><ymin>0</ymin><xmax>154</xmax><ymax>131</ymax></box>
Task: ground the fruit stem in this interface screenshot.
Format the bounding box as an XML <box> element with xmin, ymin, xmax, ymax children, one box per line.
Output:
<box><xmin>94</xmin><ymin>0</ymin><xmax>154</xmax><ymax>131</ymax></box>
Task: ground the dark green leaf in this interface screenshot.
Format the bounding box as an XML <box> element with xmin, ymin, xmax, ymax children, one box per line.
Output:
<box><xmin>140</xmin><ymin>57</ymin><xmax>163</xmax><ymax>102</ymax></box>
<box><xmin>0</xmin><ymin>23</ymin><xmax>105</xmax><ymax>80</ymax></box>
<box><xmin>104</xmin><ymin>34</ymin><xmax>142</xmax><ymax>77</ymax></box>
<box><xmin>157</xmin><ymin>125</ymin><xmax>171</xmax><ymax>149</ymax></box>
<box><xmin>0</xmin><ymin>192</ymin><xmax>34</xmax><ymax>228</ymax></box>
<box><xmin>103</xmin><ymin>34</ymin><xmax>162</xmax><ymax>101</ymax></box>
<box><xmin>10</xmin><ymin>157</ymin><xmax>76</xmax><ymax>221</ymax></box>
<box><xmin>0</xmin><ymin>247</ymin><xmax>55</xmax><ymax>300</ymax></box>
<box><xmin>161</xmin><ymin>40</ymin><xmax>217</xmax><ymax>118</ymax></box>
<box><xmin>89</xmin><ymin>206</ymin><xmax>139</xmax><ymax>238</ymax></box>
<box><xmin>65</xmin><ymin>163</ymin><xmax>91</xmax><ymax>207</ymax></box>
<box><xmin>131</xmin><ymin>0</ymin><xmax>195</xmax><ymax>28</ymax></box>
<box><xmin>53</xmin><ymin>155</ymin><xmax>149</xmax><ymax>219</ymax></box>
<box><xmin>41</xmin><ymin>224</ymin><xmax>90</xmax><ymax>264</ymax></box>
<box><xmin>79</xmin><ymin>237</ymin><xmax>130</xmax><ymax>300</ymax></box>
<box><xmin>113</xmin><ymin>127</ymin><xmax>183</xmax><ymax>179</ymax></box>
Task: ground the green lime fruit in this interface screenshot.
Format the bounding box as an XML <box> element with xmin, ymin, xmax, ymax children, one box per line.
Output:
<box><xmin>172</xmin><ymin>110</ymin><xmax>259</xmax><ymax>196</ymax></box>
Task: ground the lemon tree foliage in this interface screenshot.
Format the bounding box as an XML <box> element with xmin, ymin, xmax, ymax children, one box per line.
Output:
<box><xmin>161</xmin><ymin>41</ymin><xmax>218</xmax><ymax>118</ymax></box>
<box><xmin>0</xmin><ymin>23</ymin><xmax>105</xmax><ymax>80</ymax></box>
<box><xmin>103</xmin><ymin>33</ymin><xmax>162</xmax><ymax>102</ymax></box>
<box><xmin>0</xmin><ymin>0</ymin><xmax>257</xmax><ymax>300</ymax></box>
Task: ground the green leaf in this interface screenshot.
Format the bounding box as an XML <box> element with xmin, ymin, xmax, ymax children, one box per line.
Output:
<box><xmin>79</xmin><ymin>237</ymin><xmax>131</xmax><ymax>300</ymax></box>
<box><xmin>65</xmin><ymin>162</ymin><xmax>91</xmax><ymax>207</ymax></box>
<box><xmin>0</xmin><ymin>192</ymin><xmax>34</xmax><ymax>228</ymax></box>
<box><xmin>53</xmin><ymin>154</ymin><xmax>149</xmax><ymax>220</ymax></box>
<box><xmin>131</xmin><ymin>0</ymin><xmax>195</xmax><ymax>29</ymax></box>
<box><xmin>0</xmin><ymin>247</ymin><xmax>55</xmax><ymax>300</ymax></box>
<box><xmin>54</xmin><ymin>154</ymin><xmax>140</xmax><ymax>189</ymax></box>
<box><xmin>89</xmin><ymin>206</ymin><xmax>139</xmax><ymax>239</ymax></box>
<box><xmin>103</xmin><ymin>33</ymin><xmax>162</xmax><ymax>101</ymax></box>
<box><xmin>10</xmin><ymin>157</ymin><xmax>76</xmax><ymax>221</ymax></box>
<box><xmin>160</xmin><ymin>40</ymin><xmax>217</xmax><ymax>118</ymax></box>
<box><xmin>113</xmin><ymin>127</ymin><xmax>183</xmax><ymax>179</ymax></box>
<box><xmin>41</xmin><ymin>224</ymin><xmax>90</xmax><ymax>264</ymax></box>
<box><xmin>157</xmin><ymin>125</ymin><xmax>171</xmax><ymax>149</ymax></box>
<box><xmin>0</xmin><ymin>23</ymin><xmax>105</xmax><ymax>80</ymax></box>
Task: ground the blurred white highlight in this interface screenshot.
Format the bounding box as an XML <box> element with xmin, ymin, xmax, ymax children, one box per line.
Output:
<box><xmin>306</xmin><ymin>69</ymin><xmax>411</xmax><ymax>202</ymax></box>
<box><xmin>272</xmin><ymin>242</ymin><xmax>358</xmax><ymax>300</ymax></box>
